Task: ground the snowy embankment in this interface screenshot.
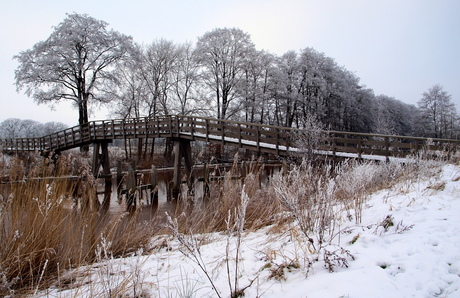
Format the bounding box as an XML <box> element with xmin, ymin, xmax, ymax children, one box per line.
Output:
<box><xmin>45</xmin><ymin>163</ymin><xmax>460</xmax><ymax>298</ymax></box>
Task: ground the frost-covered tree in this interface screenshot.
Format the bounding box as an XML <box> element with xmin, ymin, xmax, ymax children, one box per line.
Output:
<box><xmin>14</xmin><ymin>13</ymin><xmax>133</xmax><ymax>129</ymax></box>
<box><xmin>170</xmin><ymin>42</ymin><xmax>205</xmax><ymax>115</ymax></box>
<box><xmin>196</xmin><ymin>28</ymin><xmax>256</xmax><ymax>119</ymax></box>
<box><xmin>417</xmin><ymin>84</ymin><xmax>459</xmax><ymax>138</ymax></box>
<box><xmin>0</xmin><ymin>118</ymin><xmax>26</xmax><ymax>138</ymax></box>
<box><xmin>372</xmin><ymin>95</ymin><xmax>418</xmax><ymax>136</ymax></box>
<box><xmin>238</xmin><ymin>50</ymin><xmax>276</xmax><ymax>124</ymax></box>
<box><xmin>271</xmin><ymin>50</ymin><xmax>302</xmax><ymax>127</ymax></box>
<box><xmin>140</xmin><ymin>39</ymin><xmax>180</xmax><ymax>116</ymax></box>
<box><xmin>105</xmin><ymin>43</ymin><xmax>147</xmax><ymax>119</ymax></box>
<box><xmin>0</xmin><ymin>118</ymin><xmax>67</xmax><ymax>138</ymax></box>
<box><xmin>41</xmin><ymin>121</ymin><xmax>68</xmax><ymax>135</ymax></box>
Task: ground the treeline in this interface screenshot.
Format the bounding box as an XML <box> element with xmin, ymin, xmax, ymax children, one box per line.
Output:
<box><xmin>0</xmin><ymin>118</ymin><xmax>67</xmax><ymax>139</ymax></box>
<box><xmin>13</xmin><ymin>14</ymin><xmax>459</xmax><ymax>139</ymax></box>
<box><xmin>108</xmin><ymin>28</ymin><xmax>457</xmax><ymax>138</ymax></box>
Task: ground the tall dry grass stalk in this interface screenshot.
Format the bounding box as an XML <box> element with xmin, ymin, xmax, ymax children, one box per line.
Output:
<box><xmin>0</xmin><ymin>143</ymin><xmax>449</xmax><ymax>295</ymax></box>
<box><xmin>172</xmin><ymin>157</ymin><xmax>283</xmax><ymax>235</ymax></box>
<box><xmin>167</xmin><ymin>157</ymin><xmax>272</xmax><ymax>297</ymax></box>
<box><xmin>272</xmin><ymin>160</ymin><xmax>336</xmax><ymax>250</ymax></box>
<box><xmin>0</xmin><ymin>153</ymin><xmax>159</xmax><ymax>296</ymax></box>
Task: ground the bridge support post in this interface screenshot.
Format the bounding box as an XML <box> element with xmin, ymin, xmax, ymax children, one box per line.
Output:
<box><xmin>92</xmin><ymin>142</ymin><xmax>111</xmax><ymax>178</ymax></box>
<box><xmin>172</xmin><ymin>138</ymin><xmax>192</xmax><ymax>195</ymax></box>
<box><xmin>92</xmin><ymin>141</ymin><xmax>113</xmax><ymax>210</ymax></box>
<box><xmin>150</xmin><ymin>165</ymin><xmax>158</xmax><ymax>205</ymax></box>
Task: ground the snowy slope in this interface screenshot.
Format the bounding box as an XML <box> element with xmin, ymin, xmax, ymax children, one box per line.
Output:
<box><xmin>265</xmin><ymin>164</ymin><xmax>460</xmax><ymax>298</ymax></box>
<box><xmin>44</xmin><ymin>163</ymin><xmax>460</xmax><ymax>298</ymax></box>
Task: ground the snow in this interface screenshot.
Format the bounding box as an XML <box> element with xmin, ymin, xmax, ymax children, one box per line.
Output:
<box><xmin>41</xmin><ymin>163</ymin><xmax>460</xmax><ymax>298</ymax></box>
<box><xmin>181</xmin><ymin>131</ymin><xmax>409</xmax><ymax>163</ymax></box>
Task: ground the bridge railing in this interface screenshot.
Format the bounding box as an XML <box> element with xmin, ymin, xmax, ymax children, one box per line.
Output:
<box><xmin>325</xmin><ymin>131</ymin><xmax>460</xmax><ymax>159</ymax></box>
<box><xmin>88</xmin><ymin>116</ymin><xmax>179</xmax><ymax>141</ymax></box>
<box><xmin>0</xmin><ymin>138</ymin><xmax>43</xmax><ymax>152</ymax></box>
<box><xmin>176</xmin><ymin>115</ymin><xmax>293</xmax><ymax>154</ymax></box>
<box><xmin>176</xmin><ymin>115</ymin><xmax>460</xmax><ymax>158</ymax></box>
<box><xmin>1</xmin><ymin>115</ymin><xmax>459</xmax><ymax>160</ymax></box>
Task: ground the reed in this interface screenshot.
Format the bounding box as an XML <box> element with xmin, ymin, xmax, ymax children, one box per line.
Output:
<box><xmin>0</xmin><ymin>154</ymin><xmax>158</xmax><ymax>296</ymax></box>
<box><xmin>1</xmin><ymin>147</ymin><xmax>448</xmax><ymax>296</ymax></box>
<box><xmin>171</xmin><ymin>158</ymin><xmax>283</xmax><ymax>235</ymax></box>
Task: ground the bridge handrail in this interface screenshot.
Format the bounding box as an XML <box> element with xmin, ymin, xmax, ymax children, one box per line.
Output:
<box><xmin>0</xmin><ymin>115</ymin><xmax>459</xmax><ymax>159</ymax></box>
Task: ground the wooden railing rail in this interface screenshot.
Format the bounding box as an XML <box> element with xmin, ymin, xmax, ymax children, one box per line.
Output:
<box><xmin>1</xmin><ymin>115</ymin><xmax>459</xmax><ymax>160</ymax></box>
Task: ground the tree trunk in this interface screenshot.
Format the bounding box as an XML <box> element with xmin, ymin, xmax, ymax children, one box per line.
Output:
<box><xmin>79</xmin><ymin>97</ymin><xmax>90</xmax><ymax>152</ymax></box>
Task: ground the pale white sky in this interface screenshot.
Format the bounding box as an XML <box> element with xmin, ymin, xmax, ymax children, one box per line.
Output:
<box><xmin>1</xmin><ymin>0</ymin><xmax>459</xmax><ymax>126</ymax></box>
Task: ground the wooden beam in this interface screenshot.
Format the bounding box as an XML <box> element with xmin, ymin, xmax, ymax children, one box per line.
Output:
<box><xmin>92</xmin><ymin>141</ymin><xmax>111</xmax><ymax>178</ymax></box>
<box><xmin>172</xmin><ymin>138</ymin><xmax>192</xmax><ymax>194</ymax></box>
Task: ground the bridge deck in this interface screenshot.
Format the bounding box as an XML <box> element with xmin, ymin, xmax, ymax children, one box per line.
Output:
<box><xmin>1</xmin><ymin>115</ymin><xmax>459</xmax><ymax>160</ymax></box>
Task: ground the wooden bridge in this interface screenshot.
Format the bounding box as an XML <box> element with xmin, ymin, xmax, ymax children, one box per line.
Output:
<box><xmin>1</xmin><ymin>115</ymin><xmax>459</xmax><ymax>189</ymax></box>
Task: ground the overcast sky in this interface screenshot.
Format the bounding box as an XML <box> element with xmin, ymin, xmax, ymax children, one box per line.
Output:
<box><xmin>1</xmin><ymin>0</ymin><xmax>459</xmax><ymax>126</ymax></box>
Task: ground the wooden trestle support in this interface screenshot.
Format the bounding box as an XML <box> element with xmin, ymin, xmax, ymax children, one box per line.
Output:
<box><xmin>172</xmin><ymin>138</ymin><xmax>193</xmax><ymax>194</ymax></box>
<box><xmin>90</xmin><ymin>138</ymin><xmax>192</xmax><ymax>210</ymax></box>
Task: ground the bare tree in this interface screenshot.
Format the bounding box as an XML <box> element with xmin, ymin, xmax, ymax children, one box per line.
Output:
<box><xmin>140</xmin><ymin>39</ymin><xmax>180</xmax><ymax>116</ymax></box>
<box><xmin>372</xmin><ymin>95</ymin><xmax>418</xmax><ymax>136</ymax></box>
<box><xmin>41</xmin><ymin>121</ymin><xmax>68</xmax><ymax>135</ymax></box>
<box><xmin>196</xmin><ymin>28</ymin><xmax>256</xmax><ymax>119</ymax></box>
<box><xmin>372</xmin><ymin>96</ymin><xmax>396</xmax><ymax>135</ymax></box>
<box><xmin>0</xmin><ymin>119</ymin><xmax>67</xmax><ymax>138</ymax></box>
<box><xmin>418</xmin><ymin>84</ymin><xmax>459</xmax><ymax>138</ymax></box>
<box><xmin>14</xmin><ymin>13</ymin><xmax>133</xmax><ymax>151</ymax></box>
<box><xmin>0</xmin><ymin>118</ymin><xmax>26</xmax><ymax>138</ymax></box>
<box><xmin>171</xmin><ymin>42</ymin><xmax>206</xmax><ymax>115</ymax></box>
<box><xmin>238</xmin><ymin>50</ymin><xmax>276</xmax><ymax>124</ymax></box>
<box><xmin>106</xmin><ymin>44</ymin><xmax>146</xmax><ymax>119</ymax></box>
<box><xmin>272</xmin><ymin>51</ymin><xmax>301</xmax><ymax>127</ymax></box>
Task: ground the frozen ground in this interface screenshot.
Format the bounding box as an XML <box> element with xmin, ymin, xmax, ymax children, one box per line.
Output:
<box><xmin>43</xmin><ymin>163</ymin><xmax>460</xmax><ymax>298</ymax></box>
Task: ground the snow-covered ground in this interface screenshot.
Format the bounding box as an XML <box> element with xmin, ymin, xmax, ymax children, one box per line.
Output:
<box><xmin>43</xmin><ymin>163</ymin><xmax>460</xmax><ymax>298</ymax></box>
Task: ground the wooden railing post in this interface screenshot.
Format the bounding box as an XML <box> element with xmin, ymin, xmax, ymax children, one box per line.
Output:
<box><xmin>221</xmin><ymin>120</ymin><xmax>225</xmax><ymax>148</ymax></box>
<box><xmin>190</xmin><ymin>117</ymin><xmax>195</xmax><ymax>139</ymax></box>
<box><xmin>358</xmin><ymin>135</ymin><xmax>362</xmax><ymax>159</ymax></box>
<box><xmin>176</xmin><ymin>116</ymin><xmax>180</xmax><ymax>138</ymax></box>
<box><xmin>385</xmin><ymin>136</ymin><xmax>390</xmax><ymax>162</ymax></box>
<box><xmin>205</xmin><ymin>119</ymin><xmax>209</xmax><ymax>142</ymax></box>
<box><xmin>102</xmin><ymin>121</ymin><xmax>106</xmax><ymax>139</ymax></box>
<box><xmin>122</xmin><ymin>119</ymin><xmax>126</xmax><ymax>140</ymax></box>
<box><xmin>133</xmin><ymin>119</ymin><xmax>137</xmax><ymax>138</ymax></box>
<box><xmin>92</xmin><ymin>122</ymin><xmax>97</xmax><ymax>141</ymax></box>
<box><xmin>255</xmin><ymin>125</ymin><xmax>260</xmax><ymax>152</ymax></box>
<box><xmin>238</xmin><ymin>123</ymin><xmax>242</xmax><ymax>147</ymax></box>
<box><xmin>331</xmin><ymin>132</ymin><xmax>337</xmax><ymax>157</ymax></box>
<box><xmin>169</xmin><ymin>116</ymin><xmax>173</xmax><ymax>137</ymax></box>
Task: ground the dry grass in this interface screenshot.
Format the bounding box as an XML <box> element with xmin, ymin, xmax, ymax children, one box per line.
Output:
<box><xmin>0</xmin><ymin>153</ymin><xmax>159</xmax><ymax>296</ymax></box>
<box><xmin>169</xmin><ymin>153</ymin><xmax>440</xmax><ymax>246</ymax></box>
<box><xmin>171</xmin><ymin>158</ymin><xmax>283</xmax><ymax>235</ymax></box>
<box><xmin>0</xmin><ymin>144</ymin><xmax>452</xmax><ymax>296</ymax></box>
